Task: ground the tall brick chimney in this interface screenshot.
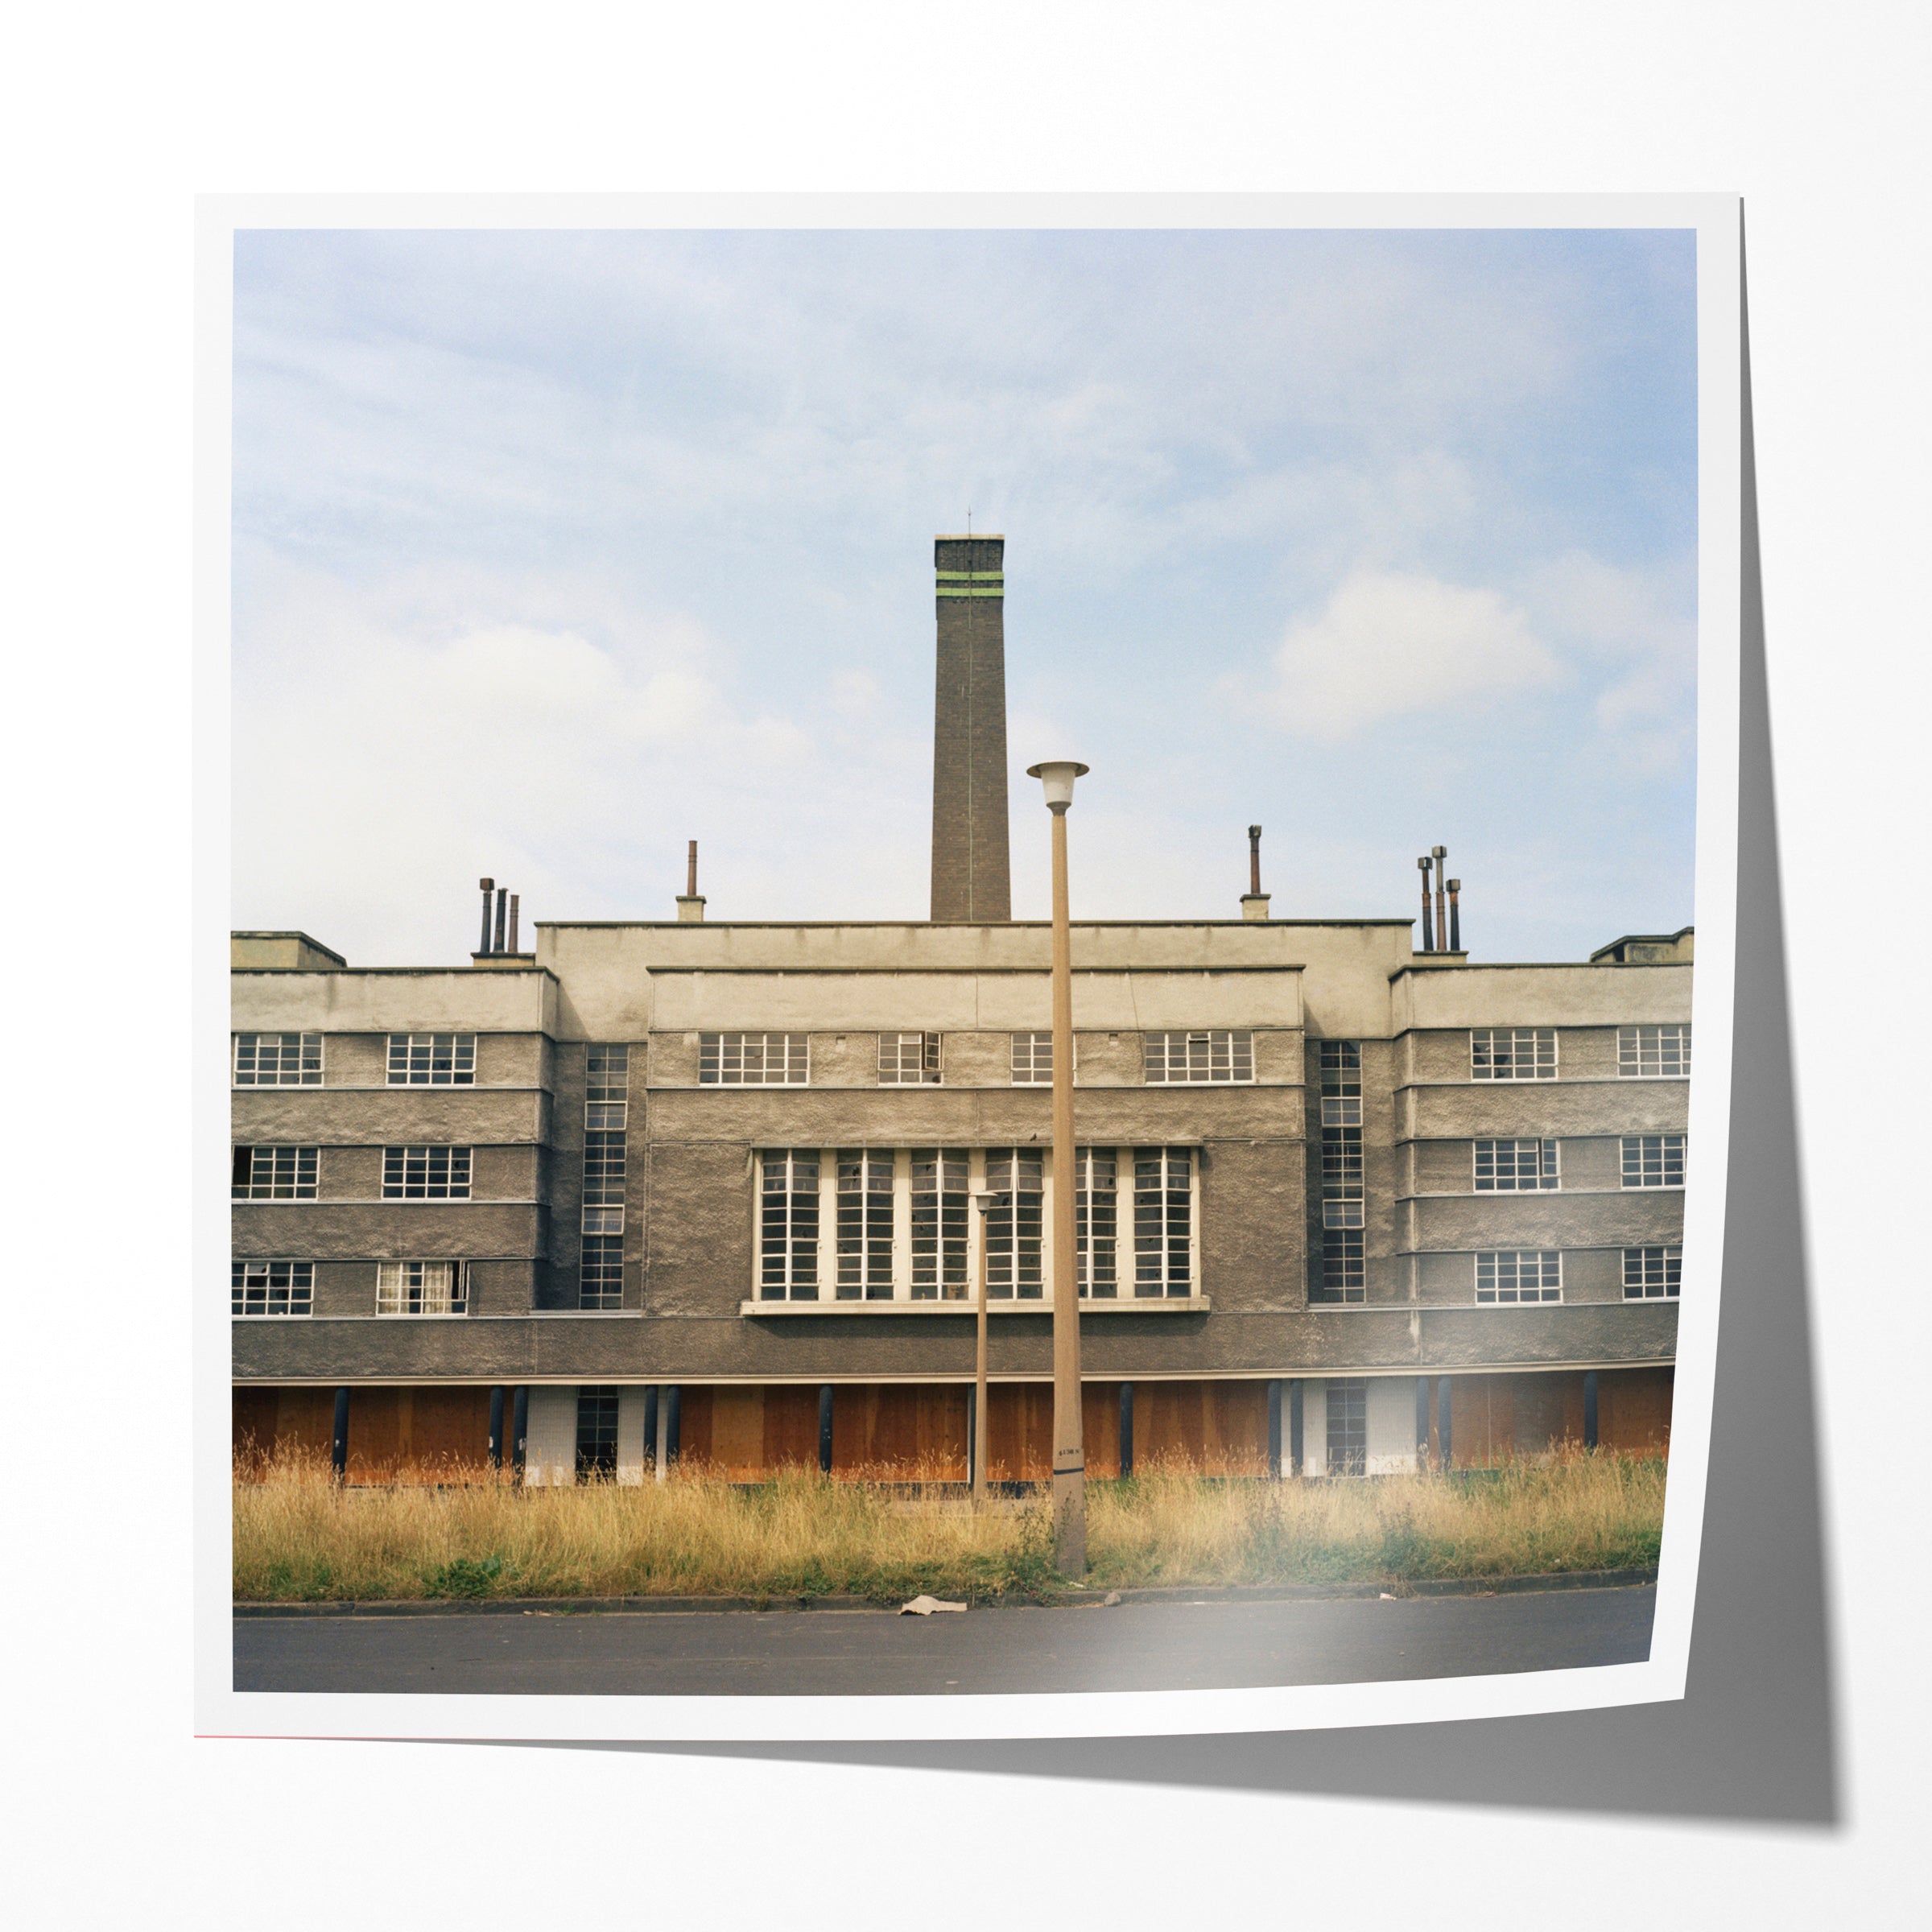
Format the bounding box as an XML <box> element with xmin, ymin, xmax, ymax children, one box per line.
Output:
<box><xmin>929</xmin><ymin>533</ymin><xmax>1012</xmax><ymax>922</ymax></box>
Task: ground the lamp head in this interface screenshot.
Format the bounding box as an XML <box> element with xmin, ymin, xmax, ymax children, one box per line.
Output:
<box><xmin>972</xmin><ymin>1191</ymin><xmax>1009</xmax><ymax>1216</ymax></box>
<box><xmin>1026</xmin><ymin>760</ymin><xmax>1089</xmax><ymax>812</ymax></box>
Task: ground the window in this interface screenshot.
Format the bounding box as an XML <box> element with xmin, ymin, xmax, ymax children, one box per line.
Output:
<box><xmin>1133</xmin><ymin>1146</ymin><xmax>1194</xmax><ymax>1298</ymax></box>
<box><xmin>836</xmin><ymin>1149</ymin><xmax>896</xmax><ymax>1299</ymax></box>
<box><xmin>1075</xmin><ymin>1147</ymin><xmax>1118</xmax><ymax>1298</ymax></box>
<box><xmin>1471</xmin><ymin>1028</ymin><xmax>1556</xmax><ymax>1081</ymax></box>
<box><xmin>582</xmin><ymin>1131</ymin><xmax>625</xmax><ymax>1224</ymax></box>
<box><xmin>879</xmin><ymin>1033</ymin><xmax>941</xmax><ymax>1085</ymax></box>
<box><xmin>1321</xmin><ymin>1125</ymin><xmax>1364</xmax><ymax>1222</ymax></box>
<box><xmin>910</xmin><ymin>1148</ymin><xmax>969</xmax><ymax>1300</ymax></box>
<box><xmin>985</xmin><ymin>1149</ymin><xmax>1044</xmax><ymax>1298</ymax></box>
<box><xmin>1474</xmin><ymin>1137</ymin><xmax>1559</xmax><ymax>1191</ymax></box>
<box><xmin>585</xmin><ymin>1043</ymin><xmax>629</xmax><ymax>1129</ymax></box>
<box><xmin>1621</xmin><ymin>1134</ymin><xmax>1686</xmax><ymax>1189</ymax></box>
<box><xmin>376</xmin><ymin>1260</ymin><xmax>466</xmax><ymax>1315</ymax></box>
<box><xmin>382</xmin><ymin>1145</ymin><xmax>471</xmax><ymax>1199</ymax></box>
<box><xmin>580</xmin><ymin>1234</ymin><xmax>624</xmax><ymax>1310</ymax></box>
<box><xmin>1010</xmin><ymin>1032</ymin><xmax>1055</xmax><ymax>1085</ymax></box>
<box><xmin>233</xmin><ymin>1033</ymin><xmax>320</xmax><ymax>1087</ymax></box>
<box><xmin>1144</xmin><ymin>1030</ymin><xmax>1253</xmax><ymax>1084</ymax></box>
<box><xmin>1312</xmin><ymin>1227</ymin><xmax>1364</xmax><ymax>1304</ymax></box>
<box><xmin>1620</xmin><ymin>1024</ymin><xmax>1692</xmax><ymax>1078</ymax></box>
<box><xmin>231</xmin><ymin>1259</ymin><xmax>312</xmax><ymax>1316</ymax></box>
<box><xmin>575</xmin><ymin>1387</ymin><xmax>619</xmax><ymax>1481</ymax></box>
<box><xmin>759</xmin><ymin>1149</ymin><xmax>820</xmax><ymax>1300</ymax></box>
<box><xmin>1319</xmin><ymin>1040</ymin><xmax>1361</xmax><ymax>1126</ymax></box>
<box><xmin>231</xmin><ymin>1146</ymin><xmax>317</xmax><ymax>1199</ymax></box>
<box><xmin>1624</xmin><ymin>1245</ymin><xmax>1682</xmax><ymax>1298</ymax></box>
<box><xmin>386</xmin><ymin>1034</ymin><xmax>476</xmax><ymax>1085</ymax></box>
<box><xmin>700</xmin><ymin>1033</ymin><xmax>808</xmax><ymax>1084</ymax></box>
<box><xmin>1326</xmin><ymin>1378</ymin><xmax>1367</xmax><ymax>1476</ymax></box>
<box><xmin>1476</xmin><ymin>1250</ymin><xmax>1562</xmax><ymax>1304</ymax></box>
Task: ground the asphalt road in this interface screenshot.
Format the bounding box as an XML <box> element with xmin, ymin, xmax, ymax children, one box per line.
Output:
<box><xmin>233</xmin><ymin>1584</ymin><xmax>1654</xmax><ymax>1696</ymax></box>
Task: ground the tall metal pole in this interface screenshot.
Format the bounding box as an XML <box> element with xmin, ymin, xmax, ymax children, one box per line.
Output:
<box><xmin>1431</xmin><ymin>845</ymin><xmax>1448</xmax><ymax>959</ymax></box>
<box><xmin>1048</xmin><ymin>803</ymin><xmax>1085</xmax><ymax>1571</ymax></box>
<box><xmin>972</xmin><ymin>1193</ymin><xmax>993</xmax><ymax>1501</ymax></box>
<box><xmin>1418</xmin><ymin>856</ymin><xmax>1435</xmax><ymax>952</ymax></box>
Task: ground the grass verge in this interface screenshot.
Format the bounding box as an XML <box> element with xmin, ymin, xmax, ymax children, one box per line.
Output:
<box><xmin>233</xmin><ymin>1448</ymin><xmax>1665</xmax><ymax>1604</ymax></box>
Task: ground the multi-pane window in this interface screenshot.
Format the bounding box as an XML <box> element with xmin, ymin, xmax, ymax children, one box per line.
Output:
<box><xmin>700</xmin><ymin>1033</ymin><xmax>808</xmax><ymax>1084</ymax></box>
<box><xmin>382</xmin><ymin>1145</ymin><xmax>471</xmax><ymax>1199</ymax></box>
<box><xmin>879</xmin><ymin>1033</ymin><xmax>941</xmax><ymax>1085</ymax></box>
<box><xmin>575</xmin><ymin>1387</ymin><xmax>620</xmax><ymax>1482</ymax></box>
<box><xmin>231</xmin><ymin>1146</ymin><xmax>318</xmax><ymax>1199</ymax></box>
<box><xmin>759</xmin><ymin>1149</ymin><xmax>820</xmax><ymax>1300</ymax></box>
<box><xmin>1474</xmin><ymin>1138</ymin><xmax>1559</xmax><ymax>1191</ymax></box>
<box><xmin>582</xmin><ymin>1132</ymin><xmax>625</xmax><ymax>1224</ymax></box>
<box><xmin>376</xmin><ymin>1260</ymin><xmax>466</xmax><ymax>1315</ymax></box>
<box><xmin>1326</xmin><ymin>1378</ymin><xmax>1368</xmax><ymax>1476</ymax></box>
<box><xmin>580</xmin><ymin>1235</ymin><xmax>624</xmax><ymax>1310</ymax></box>
<box><xmin>1010</xmin><ymin>1032</ymin><xmax>1055</xmax><ymax>1084</ymax></box>
<box><xmin>585</xmin><ymin>1042</ymin><xmax>629</xmax><ymax>1129</ymax></box>
<box><xmin>1624</xmin><ymin>1245</ymin><xmax>1682</xmax><ymax>1298</ymax></box>
<box><xmin>1133</xmin><ymin>1146</ymin><xmax>1194</xmax><ymax>1298</ymax></box>
<box><xmin>1313</xmin><ymin>1227</ymin><xmax>1364</xmax><ymax>1304</ymax></box>
<box><xmin>230</xmin><ymin>1259</ymin><xmax>312</xmax><ymax>1316</ymax></box>
<box><xmin>1476</xmin><ymin>1250</ymin><xmax>1563</xmax><ymax>1304</ymax></box>
<box><xmin>1075</xmin><ymin>1147</ymin><xmax>1118</xmax><ymax>1298</ymax></box>
<box><xmin>1319</xmin><ymin>1041</ymin><xmax>1365</xmax><ymax>1233</ymax></box>
<box><xmin>1471</xmin><ymin>1028</ymin><xmax>1557</xmax><ymax>1080</ymax></box>
<box><xmin>1620</xmin><ymin>1025</ymin><xmax>1692</xmax><ymax>1078</ymax></box>
<box><xmin>836</xmin><ymin>1150</ymin><xmax>895</xmax><ymax>1300</ymax></box>
<box><xmin>1319</xmin><ymin>1041</ymin><xmax>1362</xmax><ymax>1125</ymax></box>
<box><xmin>1621</xmin><ymin>1134</ymin><xmax>1686</xmax><ymax>1189</ymax></box>
<box><xmin>985</xmin><ymin>1149</ymin><xmax>1044</xmax><ymax>1298</ymax></box>
<box><xmin>386</xmin><ymin>1034</ymin><xmax>476</xmax><ymax>1085</ymax></box>
<box><xmin>910</xmin><ymin>1148</ymin><xmax>969</xmax><ymax>1299</ymax></box>
<box><xmin>1144</xmin><ymin>1030</ymin><xmax>1254</xmax><ymax>1084</ymax></box>
<box><xmin>233</xmin><ymin>1033</ymin><xmax>321</xmax><ymax>1086</ymax></box>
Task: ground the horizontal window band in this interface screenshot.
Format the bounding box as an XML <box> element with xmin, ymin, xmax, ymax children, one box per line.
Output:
<box><xmin>738</xmin><ymin>1297</ymin><xmax>1211</xmax><ymax>1316</ymax></box>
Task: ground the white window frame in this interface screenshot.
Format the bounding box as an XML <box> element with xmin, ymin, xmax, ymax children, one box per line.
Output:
<box><xmin>579</xmin><ymin>1232</ymin><xmax>624</xmax><ymax>1310</ymax></box>
<box><xmin>910</xmin><ymin>1147</ymin><xmax>971</xmax><ymax>1300</ymax></box>
<box><xmin>758</xmin><ymin>1148</ymin><xmax>822</xmax><ymax>1301</ymax></box>
<box><xmin>1143</xmin><ymin>1030</ymin><xmax>1255</xmax><ymax>1084</ymax></box>
<box><xmin>1473</xmin><ymin>1137</ymin><xmax>1561</xmax><ymax>1191</ymax></box>
<box><xmin>376</xmin><ymin>1260</ymin><xmax>468</xmax><ymax>1315</ymax></box>
<box><xmin>232</xmin><ymin>1145</ymin><xmax>318</xmax><ymax>1199</ymax></box>
<box><xmin>1475</xmin><ymin>1249</ymin><xmax>1563</xmax><ymax>1304</ymax></box>
<box><xmin>700</xmin><ymin>1032</ymin><xmax>809</xmax><ymax>1085</ymax></box>
<box><xmin>231</xmin><ymin>1258</ymin><xmax>313</xmax><ymax>1316</ymax></box>
<box><xmin>1619</xmin><ymin>1024</ymin><xmax>1692</xmax><ymax>1079</ymax></box>
<box><xmin>381</xmin><ymin>1144</ymin><xmax>473</xmax><ymax>1200</ymax></box>
<box><xmin>878</xmin><ymin>1032</ymin><xmax>942</xmax><ymax>1085</ymax></box>
<box><xmin>1470</xmin><ymin>1027</ymin><xmax>1557</xmax><ymax>1081</ymax></box>
<box><xmin>1313</xmin><ymin>1225</ymin><xmax>1364</xmax><ymax>1304</ymax></box>
<box><xmin>1074</xmin><ymin>1146</ymin><xmax>1119</xmax><ymax>1298</ymax></box>
<box><xmin>1623</xmin><ymin>1245</ymin><xmax>1682</xmax><ymax>1298</ymax></box>
<box><xmin>233</xmin><ymin>1032</ymin><xmax>322</xmax><ymax>1087</ymax></box>
<box><xmin>836</xmin><ymin>1147</ymin><xmax>898</xmax><ymax>1300</ymax></box>
<box><xmin>1131</xmin><ymin>1145</ymin><xmax>1196</xmax><ymax>1298</ymax></box>
<box><xmin>1620</xmin><ymin>1133</ymin><xmax>1687</xmax><ymax>1189</ymax></box>
<box><xmin>1010</xmin><ymin>1031</ymin><xmax>1055</xmax><ymax>1085</ymax></box>
<box><xmin>984</xmin><ymin>1147</ymin><xmax>1046</xmax><ymax>1300</ymax></box>
<box><xmin>386</xmin><ymin>1033</ymin><xmax>477</xmax><ymax>1085</ymax></box>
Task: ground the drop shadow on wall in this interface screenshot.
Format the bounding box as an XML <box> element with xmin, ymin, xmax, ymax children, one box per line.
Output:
<box><xmin>510</xmin><ymin>217</ymin><xmax>1842</xmax><ymax>1827</ymax></box>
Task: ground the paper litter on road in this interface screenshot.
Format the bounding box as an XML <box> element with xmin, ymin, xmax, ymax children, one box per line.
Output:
<box><xmin>900</xmin><ymin>1595</ymin><xmax>967</xmax><ymax>1616</ymax></box>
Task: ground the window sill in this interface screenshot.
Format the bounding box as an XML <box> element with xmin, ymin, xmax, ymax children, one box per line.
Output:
<box><xmin>739</xmin><ymin>1296</ymin><xmax>1211</xmax><ymax>1316</ymax></box>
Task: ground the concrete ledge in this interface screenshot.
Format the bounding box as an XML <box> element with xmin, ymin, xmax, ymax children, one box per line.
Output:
<box><xmin>232</xmin><ymin>1567</ymin><xmax>1656</xmax><ymax>1617</ymax></box>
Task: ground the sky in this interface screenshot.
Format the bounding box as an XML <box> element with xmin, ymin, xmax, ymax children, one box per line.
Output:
<box><xmin>229</xmin><ymin>225</ymin><xmax>1698</xmax><ymax>967</ymax></box>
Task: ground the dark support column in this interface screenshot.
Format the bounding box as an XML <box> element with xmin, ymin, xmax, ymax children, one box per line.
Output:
<box><xmin>1415</xmin><ymin>1377</ymin><xmax>1430</xmax><ymax>1464</ymax></box>
<box><xmin>665</xmin><ymin>1385</ymin><xmax>682</xmax><ymax>1467</ymax></box>
<box><xmin>818</xmin><ymin>1385</ymin><xmax>835</xmax><ymax>1475</ymax></box>
<box><xmin>1267</xmin><ymin>1379</ymin><xmax>1284</xmax><ymax>1480</ymax></box>
<box><xmin>1437</xmin><ymin>1376</ymin><xmax>1452</xmax><ymax>1470</ymax></box>
<box><xmin>331</xmin><ymin>1387</ymin><xmax>350</xmax><ymax>1482</ymax></box>
<box><xmin>511</xmin><ymin>1385</ymin><xmax>528</xmax><ymax>1484</ymax></box>
<box><xmin>1583</xmin><ymin>1369</ymin><xmax>1600</xmax><ymax>1451</ymax></box>
<box><xmin>1118</xmin><ymin>1382</ymin><xmax>1134</xmax><ymax>1479</ymax></box>
<box><xmin>1288</xmin><ymin>1379</ymin><xmax>1304</xmax><ymax>1476</ymax></box>
<box><xmin>642</xmin><ymin>1386</ymin><xmax>659</xmax><ymax>1477</ymax></box>
<box><xmin>487</xmin><ymin>1386</ymin><xmax>506</xmax><ymax>1470</ymax></box>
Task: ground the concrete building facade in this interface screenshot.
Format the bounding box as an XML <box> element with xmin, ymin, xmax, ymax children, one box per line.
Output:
<box><xmin>232</xmin><ymin>539</ymin><xmax>1687</xmax><ymax>1485</ymax></box>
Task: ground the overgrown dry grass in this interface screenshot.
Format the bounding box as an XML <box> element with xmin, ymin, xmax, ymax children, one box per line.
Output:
<box><xmin>233</xmin><ymin>1447</ymin><xmax>1666</xmax><ymax>1604</ymax></box>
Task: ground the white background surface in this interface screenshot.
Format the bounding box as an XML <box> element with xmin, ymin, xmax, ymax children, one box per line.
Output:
<box><xmin>6</xmin><ymin>2</ymin><xmax>1924</xmax><ymax>1923</ymax></box>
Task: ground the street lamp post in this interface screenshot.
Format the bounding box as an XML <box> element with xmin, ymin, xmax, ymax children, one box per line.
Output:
<box><xmin>970</xmin><ymin>1191</ymin><xmax>1002</xmax><ymax>1502</ymax></box>
<box><xmin>1026</xmin><ymin>758</ymin><xmax>1089</xmax><ymax>1574</ymax></box>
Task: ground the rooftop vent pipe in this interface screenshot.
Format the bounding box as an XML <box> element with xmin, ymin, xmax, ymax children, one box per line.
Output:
<box><xmin>1447</xmin><ymin>877</ymin><xmax>1461</xmax><ymax>953</ymax></box>
<box><xmin>678</xmin><ymin>839</ymin><xmax>707</xmax><ymax>922</ymax></box>
<box><xmin>1432</xmin><ymin>846</ymin><xmax>1447</xmax><ymax>956</ymax></box>
<box><xmin>1241</xmin><ymin>824</ymin><xmax>1270</xmax><ymax>921</ymax></box>
<box><xmin>1418</xmin><ymin>856</ymin><xmax>1435</xmax><ymax>952</ymax></box>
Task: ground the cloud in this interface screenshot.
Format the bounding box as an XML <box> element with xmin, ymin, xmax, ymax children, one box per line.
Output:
<box><xmin>1256</xmin><ymin>569</ymin><xmax>1562</xmax><ymax>739</ymax></box>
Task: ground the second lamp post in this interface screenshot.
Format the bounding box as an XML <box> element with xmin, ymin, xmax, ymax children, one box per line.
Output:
<box><xmin>1026</xmin><ymin>758</ymin><xmax>1089</xmax><ymax>1575</ymax></box>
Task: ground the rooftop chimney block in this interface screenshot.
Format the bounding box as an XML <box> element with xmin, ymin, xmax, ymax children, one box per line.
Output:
<box><xmin>677</xmin><ymin>838</ymin><xmax>707</xmax><ymax>922</ymax></box>
<box><xmin>1241</xmin><ymin>824</ymin><xmax>1271</xmax><ymax>920</ymax></box>
<box><xmin>930</xmin><ymin>534</ymin><xmax>1012</xmax><ymax>923</ymax></box>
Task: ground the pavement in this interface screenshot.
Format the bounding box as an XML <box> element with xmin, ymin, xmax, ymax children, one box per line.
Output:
<box><xmin>233</xmin><ymin>1581</ymin><xmax>1655</xmax><ymax>1695</ymax></box>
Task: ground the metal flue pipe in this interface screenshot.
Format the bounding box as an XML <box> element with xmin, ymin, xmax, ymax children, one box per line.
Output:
<box><xmin>1418</xmin><ymin>856</ymin><xmax>1435</xmax><ymax>952</ymax></box>
<box><xmin>1432</xmin><ymin>846</ymin><xmax>1447</xmax><ymax>958</ymax></box>
<box><xmin>1447</xmin><ymin>878</ymin><xmax>1462</xmax><ymax>952</ymax></box>
<box><xmin>1248</xmin><ymin>824</ymin><xmax>1263</xmax><ymax>896</ymax></box>
<box><xmin>478</xmin><ymin>877</ymin><xmax>495</xmax><ymax>954</ymax></box>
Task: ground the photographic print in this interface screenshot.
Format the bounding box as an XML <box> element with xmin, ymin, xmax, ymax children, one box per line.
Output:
<box><xmin>204</xmin><ymin>196</ymin><xmax>1739</xmax><ymax>1740</ymax></box>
